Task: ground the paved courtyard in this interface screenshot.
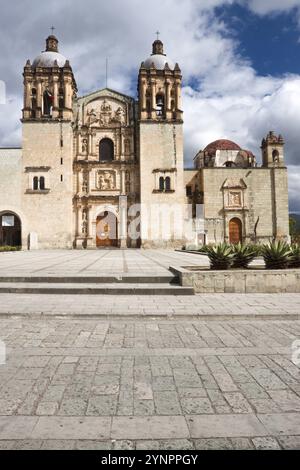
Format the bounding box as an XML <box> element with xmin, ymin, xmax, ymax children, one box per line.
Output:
<box><xmin>0</xmin><ymin>249</ymin><xmax>209</xmax><ymax>277</ymax></box>
<box><xmin>0</xmin><ymin>250</ymin><xmax>299</xmax><ymax>449</ymax></box>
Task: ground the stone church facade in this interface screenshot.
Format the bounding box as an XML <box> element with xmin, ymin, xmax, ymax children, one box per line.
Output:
<box><xmin>0</xmin><ymin>34</ymin><xmax>290</xmax><ymax>249</ymax></box>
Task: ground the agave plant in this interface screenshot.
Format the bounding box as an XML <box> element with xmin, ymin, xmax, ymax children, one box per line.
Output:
<box><xmin>261</xmin><ymin>240</ymin><xmax>291</xmax><ymax>270</ymax></box>
<box><xmin>203</xmin><ymin>243</ymin><xmax>234</xmax><ymax>270</ymax></box>
<box><xmin>289</xmin><ymin>244</ymin><xmax>300</xmax><ymax>268</ymax></box>
<box><xmin>231</xmin><ymin>243</ymin><xmax>259</xmax><ymax>269</ymax></box>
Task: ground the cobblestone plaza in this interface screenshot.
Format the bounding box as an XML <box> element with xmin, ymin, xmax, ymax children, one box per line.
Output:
<box><xmin>0</xmin><ymin>250</ymin><xmax>299</xmax><ymax>450</ymax></box>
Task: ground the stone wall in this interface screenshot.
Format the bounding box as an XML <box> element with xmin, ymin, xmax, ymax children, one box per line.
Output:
<box><xmin>201</xmin><ymin>167</ymin><xmax>289</xmax><ymax>244</ymax></box>
<box><xmin>139</xmin><ymin>122</ymin><xmax>186</xmax><ymax>248</ymax></box>
<box><xmin>22</xmin><ymin>121</ymin><xmax>74</xmax><ymax>249</ymax></box>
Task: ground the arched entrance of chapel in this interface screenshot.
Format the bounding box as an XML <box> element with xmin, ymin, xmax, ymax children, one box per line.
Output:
<box><xmin>96</xmin><ymin>211</ymin><xmax>118</xmax><ymax>247</ymax></box>
<box><xmin>0</xmin><ymin>211</ymin><xmax>22</xmax><ymax>247</ymax></box>
<box><xmin>229</xmin><ymin>217</ymin><xmax>242</xmax><ymax>244</ymax></box>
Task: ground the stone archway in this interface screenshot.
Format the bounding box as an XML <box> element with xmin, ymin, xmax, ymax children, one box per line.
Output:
<box><xmin>0</xmin><ymin>212</ymin><xmax>22</xmax><ymax>247</ymax></box>
<box><xmin>229</xmin><ymin>217</ymin><xmax>242</xmax><ymax>244</ymax></box>
<box><xmin>96</xmin><ymin>211</ymin><xmax>118</xmax><ymax>247</ymax></box>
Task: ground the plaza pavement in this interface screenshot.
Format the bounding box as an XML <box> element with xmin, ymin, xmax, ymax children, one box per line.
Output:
<box><xmin>0</xmin><ymin>250</ymin><xmax>299</xmax><ymax>449</ymax></box>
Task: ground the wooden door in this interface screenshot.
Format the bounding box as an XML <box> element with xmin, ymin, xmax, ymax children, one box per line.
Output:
<box><xmin>96</xmin><ymin>212</ymin><xmax>118</xmax><ymax>248</ymax></box>
<box><xmin>229</xmin><ymin>218</ymin><xmax>242</xmax><ymax>244</ymax></box>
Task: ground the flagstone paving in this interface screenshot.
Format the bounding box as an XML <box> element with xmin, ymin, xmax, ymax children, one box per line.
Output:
<box><xmin>0</xmin><ymin>316</ymin><xmax>299</xmax><ymax>449</ymax></box>
<box><xmin>0</xmin><ymin>250</ymin><xmax>299</xmax><ymax>449</ymax></box>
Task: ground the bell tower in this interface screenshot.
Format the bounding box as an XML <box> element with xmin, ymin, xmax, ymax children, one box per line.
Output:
<box><xmin>21</xmin><ymin>34</ymin><xmax>77</xmax><ymax>249</ymax></box>
<box><xmin>22</xmin><ymin>35</ymin><xmax>77</xmax><ymax>121</ymax></box>
<box><xmin>138</xmin><ymin>38</ymin><xmax>185</xmax><ymax>248</ymax></box>
<box><xmin>138</xmin><ymin>39</ymin><xmax>183</xmax><ymax>122</ymax></box>
<box><xmin>261</xmin><ymin>131</ymin><xmax>285</xmax><ymax>168</ymax></box>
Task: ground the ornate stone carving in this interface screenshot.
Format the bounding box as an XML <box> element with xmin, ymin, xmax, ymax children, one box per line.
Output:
<box><xmin>97</xmin><ymin>170</ymin><xmax>116</xmax><ymax>190</ymax></box>
<box><xmin>87</xmin><ymin>108</ymin><xmax>98</xmax><ymax>126</ymax></box>
<box><xmin>99</xmin><ymin>100</ymin><xmax>112</xmax><ymax>126</ymax></box>
<box><xmin>113</xmin><ymin>106</ymin><xmax>126</xmax><ymax>124</ymax></box>
<box><xmin>228</xmin><ymin>191</ymin><xmax>242</xmax><ymax>207</ymax></box>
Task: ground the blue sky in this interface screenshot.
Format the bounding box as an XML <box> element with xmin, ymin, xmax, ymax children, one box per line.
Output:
<box><xmin>216</xmin><ymin>3</ymin><xmax>300</xmax><ymax>77</ymax></box>
<box><xmin>0</xmin><ymin>0</ymin><xmax>299</xmax><ymax>211</ymax></box>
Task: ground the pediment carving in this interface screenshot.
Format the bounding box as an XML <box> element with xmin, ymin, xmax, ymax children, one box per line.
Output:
<box><xmin>222</xmin><ymin>178</ymin><xmax>247</xmax><ymax>189</ymax></box>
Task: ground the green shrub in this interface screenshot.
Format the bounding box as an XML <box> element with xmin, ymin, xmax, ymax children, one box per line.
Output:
<box><xmin>231</xmin><ymin>243</ymin><xmax>259</xmax><ymax>269</ymax></box>
<box><xmin>0</xmin><ymin>246</ymin><xmax>21</xmax><ymax>252</ymax></box>
<box><xmin>202</xmin><ymin>243</ymin><xmax>234</xmax><ymax>270</ymax></box>
<box><xmin>289</xmin><ymin>244</ymin><xmax>300</xmax><ymax>268</ymax></box>
<box><xmin>261</xmin><ymin>241</ymin><xmax>291</xmax><ymax>270</ymax></box>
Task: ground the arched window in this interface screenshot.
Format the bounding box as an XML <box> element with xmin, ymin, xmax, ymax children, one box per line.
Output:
<box><xmin>156</xmin><ymin>94</ymin><xmax>165</xmax><ymax>118</ymax></box>
<box><xmin>224</xmin><ymin>161</ymin><xmax>235</xmax><ymax>168</ymax></box>
<box><xmin>31</xmin><ymin>88</ymin><xmax>37</xmax><ymax>118</ymax></box>
<box><xmin>33</xmin><ymin>176</ymin><xmax>39</xmax><ymax>190</ymax></box>
<box><xmin>165</xmin><ymin>176</ymin><xmax>171</xmax><ymax>191</ymax></box>
<box><xmin>59</xmin><ymin>87</ymin><xmax>64</xmax><ymax>110</ymax></box>
<box><xmin>39</xmin><ymin>176</ymin><xmax>45</xmax><ymax>190</ymax></box>
<box><xmin>272</xmin><ymin>150</ymin><xmax>279</xmax><ymax>163</ymax></box>
<box><xmin>99</xmin><ymin>138</ymin><xmax>114</xmax><ymax>162</ymax></box>
<box><xmin>159</xmin><ymin>177</ymin><xmax>165</xmax><ymax>191</ymax></box>
<box><xmin>43</xmin><ymin>90</ymin><xmax>53</xmax><ymax>116</ymax></box>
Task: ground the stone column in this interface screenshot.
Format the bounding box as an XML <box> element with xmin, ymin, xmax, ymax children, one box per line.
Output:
<box><xmin>52</xmin><ymin>78</ymin><xmax>59</xmax><ymax>118</ymax></box>
<box><xmin>121</xmin><ymin>169</ymin><xmax>126</xmax><ymax>195</ymax></box>
<box><xmin>175</xmin><ymin>81</ymin><xmax>181</xmax><ymax>110</ymax></box>
<box><xmin>141</xmin><ymin>80</ymin><xmax>146</xmax><ymax>110</ymax></box>
<box><xmin>88</xmin><ymin>132</ymin><xmax>92</xmax><ymax>158</ymax></box>
<box><xmin>166</xmin><ymin>80</ymin><xmax>172</xmax><ymax>120</ymax></box>
<box><xmin>119</xmin><ymin>195</ymin><xmax>128</xmax><ymax>248</ymax></box>
<box><xmin>151</xmin><ymin>80</ymin><xmax>156</xmax><ymax>120</ymax></box>
<box><xmin>36</xmin><ymin>80</ymin><xmax>42</xmax><ymax>118</ymax></box>
<box><xmin>25</xmin><ymin>81</ymin><xmax>31</xmax><ymax>109</ymax></box>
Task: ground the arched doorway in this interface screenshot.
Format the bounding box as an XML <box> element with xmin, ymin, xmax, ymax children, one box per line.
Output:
<box><xmin>0</xmin><ymin>212</ymin><xmax>21</xmax><ymax>247</ymax></box>
<box><xmin>229</xmin><ymin>217</ymin><xmax>242</xmax><ymax>244</ymax></box>
<box><xmin>96</xmin><ymin>211</ymin><xmax>118</xmax><ymax>247</ymax></box>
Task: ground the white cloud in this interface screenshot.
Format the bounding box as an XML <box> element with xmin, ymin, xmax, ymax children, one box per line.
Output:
<box><xmin>244</xmin><ymin>0</ymin><xmax>300</xmax><ymax>15</ymax></box>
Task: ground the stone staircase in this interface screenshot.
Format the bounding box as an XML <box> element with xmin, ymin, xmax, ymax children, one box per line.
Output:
<box><xmin>0</xmin><ymin>275</ymin><xmax>195</xmax><ymax>295</ymax></box>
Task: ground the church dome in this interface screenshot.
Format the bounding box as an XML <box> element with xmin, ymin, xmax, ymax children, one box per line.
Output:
<box><xmin>32</xmin><ymin>51</ymin><xmax>67</xmax><ymax>68</ymax></box>
<box><xmin>143</xmin><ymin>54</ymin><xmax>175</xmax><ymax>70</ymax></box>
<box><xmin>204</xmin><ymin>139</ymin><xmax>241</xmax><ymax>154</ymax></box>
<box><xmin>143</xmin><ymin>39</ymin><xmax>175</xmax><ymax>70</ymax></box>
<box><xmin>32</xmin><ymin>34</ymin><xmax>68</xmax><ymax>68</ymax></box>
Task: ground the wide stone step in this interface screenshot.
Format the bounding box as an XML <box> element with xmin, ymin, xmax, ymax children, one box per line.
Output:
<box><xmin>0</xmin><ymin>282</ymin><xmax>194</xmax><ymax>296</ymax></box>
<box><xmin>0</xmin><ymin>275</ymin><xmax>177</xmax><ymax>284</ymax></box>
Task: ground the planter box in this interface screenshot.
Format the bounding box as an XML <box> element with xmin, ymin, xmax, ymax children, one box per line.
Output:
<box><xmin>170</xmin><ymin>266</ymin><xmax>300</xmax><ymax>294</ymax></box>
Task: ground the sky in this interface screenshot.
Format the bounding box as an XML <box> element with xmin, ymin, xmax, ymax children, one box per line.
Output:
<box><xmin>0</xmin><ymin>0</ymin><xmax>300</xmax><ymax>212</ymax></box>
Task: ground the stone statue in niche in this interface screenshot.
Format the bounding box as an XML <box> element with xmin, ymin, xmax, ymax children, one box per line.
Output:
<box><xmin>87</xmin><ymin>108</ymin><xmax>98</xmax><ymax>126</ymax></box>
<box><xmin>82</xmin><ymin>208</ymin><xmax>88</xmax><ymax>235</ymax></box>
<box><xmin>97</xmin><ymin>170</ymin><xmax>116</xmax><ymax>190</ymax></box>
<box><xmin>229</xmin><ymin>191</ymin><xmax>241</xmax><ymax>207</ymax></box>
<box><xmin>82</xmin><ymin>172</ymin><xmax>88</xmax><ymax>193</ymax></box>
<box><xmin>124</xmin><ymin>139</ymin><xmax>130</xmax><ymax>155</ymax></box>
<box><xmin>81</xmin><ymin>138</ymin><xmax>88</xmax><ymax>154</ymax></box>
<box><xmin>125</xmin><ymin>171</ymin><xmax>131</xmax><ymax>193</ymax></box>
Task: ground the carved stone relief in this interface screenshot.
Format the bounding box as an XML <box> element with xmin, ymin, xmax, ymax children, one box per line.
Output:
<box><xmin>96</xmin><ymin>170</ymin><xmax>117</xmax><ymax>190</ymax></box>
<box><xmin>85</xmin><ymin>100</ymin><xmax>127</xmax><ymax>128</ymax></box>
<box><xmin>228</xmin><ymin>191</ymin><xmax>242</xmax><ymax>207</ymax></box>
